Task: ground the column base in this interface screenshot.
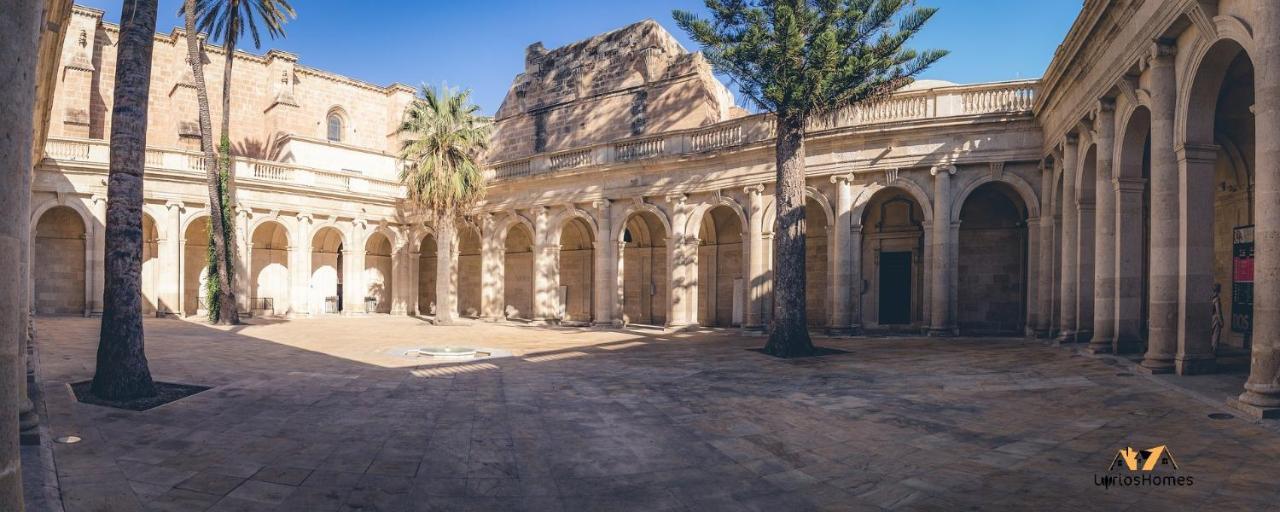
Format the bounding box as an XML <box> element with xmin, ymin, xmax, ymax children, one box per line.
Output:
<box><xmin>926</xmin><ymin>328</ymin><xmax>954</xmax><ymax>337</ymax></box>
<box><xmin>592</xmin><ymin>321</ymin><xmax>623</xmax><ymax>329</ymax></box>
<box><xmin>1085</xmin><ymin>336</ymin><xmax>1114</xmax><ymax>354</ymax></box>
<box><xmin>826</xmin><ymin>325</ymin><xmax>863</xmax><ymax>337</ymax></box>
<box><xmin>1228</xmin><ymin>398</ymin><xmax>1280</xmax><ymax>420</ymax></box>
<box><xmin>1073</xmin><ymin>330</ymin><xmax>1094</xmax><ymax>344</ymax></box>
<box><xmin>1113</xmin><ymin>336</ymin><xmax>1145</xmax><ymax>355</ymax></box>
<box><xmin>1136</xmin><ymin>357</ymin><xmax>1175</xmax><ymax>375</ymax></box>
<box><xmin>1175</xmin><ymin>355</ymin><xmax>1217</xmax><ymax>376</ymax></box>
<box><xmin>1054</xmin><ymin>330</ymin><xmax>1077</xmax><ymax>344</ymax></box>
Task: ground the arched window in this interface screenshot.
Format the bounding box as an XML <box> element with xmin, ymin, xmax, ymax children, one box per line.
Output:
<box><xmin>326</xmin><ymin>112</ymin><xmax>344</xmax><ymax>142</ymax></box>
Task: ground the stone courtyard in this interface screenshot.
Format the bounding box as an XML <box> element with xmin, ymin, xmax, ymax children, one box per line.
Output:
<box><xmin>32</xmin><ymin>317</ymin><xmax>1280</xmax><ymax>511</ymax></box>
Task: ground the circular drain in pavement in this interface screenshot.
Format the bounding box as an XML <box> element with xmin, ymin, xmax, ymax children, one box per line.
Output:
<box><xmin>1208</xmin><ymin>413</ymin><xmax>1235</xmax><ymax>420</ymax></box>
<box><xmin>416</xmin><ymin>347</ymin><xmax>478</xmax><ymax>358</ymax></box>
<box><xmin>55</xmin><ymin>435</ymin><xmax>81</xmax><ymax>444</ymax></box>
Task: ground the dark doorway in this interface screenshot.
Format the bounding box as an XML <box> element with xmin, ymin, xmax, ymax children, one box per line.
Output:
<box><xmin>879</xmin><ymin>251</ymin><xmax>912</xmax><ymax>325</ymax></box>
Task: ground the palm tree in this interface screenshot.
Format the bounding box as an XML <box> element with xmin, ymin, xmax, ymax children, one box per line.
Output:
<box><xmin>675</xmin><ymin>0</ymin><xmax>946</xmax><ymax>357</ymax></box>
<box><xmin>181</xmin><ymin>0</ymin><xmax>294</xmax><ymax>323</ymax></box>
<box><xmin>397</xmin><ymin>85</ymin><xmax>493</xmax><ymax>324</ymax></box>
<box><xmin>181</xmin><ymin>0</ymin><xmax>238</xmax><ymax>324</ymax></box>
<box><xmin>92</xmin><ymin>0</ymin><xmax>160</xmax><ymax>400</ymax></box>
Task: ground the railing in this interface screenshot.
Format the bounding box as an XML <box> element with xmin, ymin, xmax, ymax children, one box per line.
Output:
<box><xmin>253</xmin><ymin>162</ymin><xmax>294</xmax><ymax>182</ymax></box>
<box><xmin>46</xmin><ymin>140</ymin><xmax>90</xmax><ymax>160</ymax></box>
<box><xmin>42</xmin><ymin>137</ymin><xmax>407</xmax><ymax>199</ymax></box>
<box><xmin>548</xmin><ymin>149</ymin><xmax>592</xmax><ymax>171</ymax></box>
<box><xmin>486</xmin><ymin>80</ymin><xmax>1039</xmax><ymax>181</ymax></box>
<box><xmin>690</xmin><ymin>124</ymin><xmax>742</xmax><ymax>153</ymax></box>
<box><xmin>615</xmin><ymin>137</ymin><xmax>665</xmax><ymax>162</ymax></box>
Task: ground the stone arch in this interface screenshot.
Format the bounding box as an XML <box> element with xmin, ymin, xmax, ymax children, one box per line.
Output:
<box><xmin>33</xmin><ymin>205</ymin><xmax>89</xmax><ymax>316</ymax></box>
<box><xmin>1178</xmin><ymin>35</ymin><xmax>1257</xmax><ymax>357</ymax></box>
<box><xmin>850</xmin><ymin>179</ymin><xmax>934</xmax><ymax>225</ymax></box>
<box><xmin>500</xmin><ymin>215</ymin><xmax>536</xmax><ymax>320</ymax></box>
<box><xmin>804</xmin><ymin>186</ymin><xmax>835</xmax><ymax>228</ymax></box>
<box><xmin>612</xmin><ymin>201</ymin><xmax>672</xmax><ymax>243</ymax></box>
<box><xmin>951</xmin><ymin>172</ymin><xmax>1042</xmax><ymax>223</ymax></box>
<box><xmin>687</xmin><ymin>194</ymin><xmax>748</xmax><ymax>240</ymax></box>
<box><xmin>140</xmin><ymin>210</ymin><xmax>161</xmax><ymax>314</ymax></box>
<box><xmin>1113</xmin><ymin>104</ymin><xmax>1152</xmax><ymax>347</ymax></box>
<box><xmin>416</xmin><ymin>227</ymin><xmax>438</xmax><ymax>316</ymax></box>
<box><xmin>456</xmin><ymin>221</ymin><xmax>484</xmax><ymax>317</ymax></box>
<box><xmin>249</xmin><ymin>220</ymin><xmax>291</xmax><ymax>315</ymax></box>
<box><xmin>363</xmin><ymin>230</ymin><xmax>394</xmax><ymax>313</ymax></box>
<box><xmin>311</xmin><ymin>225</ymin><xmax>346</xmax><ymax>314</ymax></box>
<box><xmin>619</xmin><ymin>206</ymin><xmax>669</xmax><ymax>326</ymax></box>
<box><xmin>956</xmin><ymin>181</ymin><xmax>1031</xmax><ymax>335</ymax></box>
<box><xmin>181</xmin><ymin>214</ymin><xmax>211</xmax><ymax>315</ymax></box>
<box><xmin>547</xmin><ymin>206</ymin><xmax>599</xmax><ymax>245</ymax></box>
<box><xmin>696</xmin><ymin>203</ymin><xmax>746</xmax><ymax>327</ymax></box>
<box><xmin>804</xmin><ymin>193</ymin><xmax>832</xmax><ymax>328</ymax></box>
<box><xmin>555</xmin><ymin>213</ymin><xmax>597</xmax><ymax>323</ymax></box>
<box><xmin>858</xmin><ymin>185</ymin><xmax>927</xmax><ymax>329</ymax></box>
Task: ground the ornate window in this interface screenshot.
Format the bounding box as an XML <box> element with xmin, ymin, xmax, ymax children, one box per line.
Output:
<box><xmin>326</xmin><ymin>111</ymin><xmax>344</xmax><ymax>142</ymax></box>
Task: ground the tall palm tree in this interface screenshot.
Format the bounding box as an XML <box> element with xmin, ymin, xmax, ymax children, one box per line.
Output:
<box><xmin>180</xmin><ymin>0</ymin><xmax>293</xmax><ymax>323</ymax></box>
<box><xmin>397</xmin><ymin>85</ymin><xmax>493</xmax><ymax>324</ymax></box>
<box><xmin>93</xmin><ymin>0</ymin><xmax>160</xmax><ymax>400</ymax></box>
<box><xmin>675</xmin><ymin>0</ymin><xmax>946</xmax><ymax>357</ymax></box>
<box><xmin>181</xmin><ymin>0</ymin><xmax>238</xmax><ymax>324</ymax></box>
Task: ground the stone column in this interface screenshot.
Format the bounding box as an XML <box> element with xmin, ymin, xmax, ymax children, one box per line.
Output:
<box><xmin>291</xmin><ymin>214</ymin><xmax>312</xmax><ymax>317</ymax></box>
<box><xmin>1</xmin><ymin>1</ymin><xmax>41</xmax><ymax>504</ymax></box>
<box><xmin>828</xmin><ymin>175</ymin><xmax>855</xmax><ymax>334</ymax></box>
<box><xmin>159</xmin><ymin>201</ymin><xmax>184</xmax><ymax>316</ymax></box>
<box><xmin>531</xmin><ymin>207</ymin><xmax>555</xmax><ymax>321</ymax></box>
<box><xmin>1025</xmin><ymin>215</ymin><xmax>1042</xmax><ymax>336</ymax></box>
<box><xmin>234</xmin><ymin>208</ymin><xmax>251</xmax><ymax>314</ymax></box>
<box><xmin>614</xmin><ymin>240</ymin><xmax>627</xmax><ymax>324</ymax></box>
<box><xmin>89</xmin><ymin>194</ymin><xmax>107</xmax><ymax>316</ymax></box>
<box><xmin>1236</xmin><ymin>1</ymin><xmax>1280</xmax><ymax>415</ymax></box>
<box><xmin>343</xmin><ymin>220</ymin><xmax>366</xmax><ymax>315</ymax></box>
<box><xmin>480</xmin><ymin>215</ymin><xmax>503</xmax><ymax>321</ymax></box>
<box><xmin>1036</xmin><ymin>160</ymin><xmax>1056</xmax><ymax>337</ymax></box>
<box><xmin>849</xmin><ymin>225</ymin><xmax>864</xmax><ymax>331</ymax></box>
<box><xmin>1076</xmin><ymin>196</ymin><xmax>1096</xmax><ymax>343</ymax></box>
<box><xmin>592</xmin><ymin>200</ymin><xmax>616</xmax><ymax>326</ymax></box>
<box><xmin>391</xmin><ymin>231</ymin><xmax>411</xmax><ymax>316</ymax></box>
<box><xmin>1174</xmin><ymin>143</ymin><xmax>1220</xmax><ymax>374</ymax></box>
<box><xmin>1113</xmin><ymin>177</ymin><xmax>1146</xmax><ymax>353</ymax></box>
<box><xmin>1140</xmin><ymin>41</ymin><xmax>1179</xmax><ymax>374</ymax></box>
<box><xmin>1058</xmin><ymin>134</ymin><xmax>1080</xmax><ymax>342</ymax></box>
<box><xmin>1088</xmin><ymin>101</ymin><xmax>1118</xmax><ymax>352</ymax></box>
<box><xmin>928</xmin><ymin>164</ymin><xmax>956</xmax><ymax>335</ymax></box>
<box><xmin>742</xmin><ymin>185</ymin><xmax>766</xmax><ymax>330</ymax></box>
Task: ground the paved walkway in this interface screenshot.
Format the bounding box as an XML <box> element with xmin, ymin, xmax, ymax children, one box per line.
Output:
<box><xmin>32</xmin><ymin>316</ymin><xmax>1280</xmax><ymax>511</ymax></box>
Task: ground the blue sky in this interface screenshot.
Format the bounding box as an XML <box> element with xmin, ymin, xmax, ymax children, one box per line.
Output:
<box><xmin>78</xmin><ymin>0</ymin><xmax>1082</xmax><ymax>114</ymax></box>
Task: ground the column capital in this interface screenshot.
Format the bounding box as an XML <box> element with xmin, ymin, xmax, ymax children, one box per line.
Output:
<box><xmin>930</xmin><ymin>164</ymin><xmax>956</xmax><ymax>177</ymax></box>
<box><xmin>884</xmin><ymin>168</ymin><xmax>901</xmax><ymax>184</ymax></box>
<box><xmin>89</xmin><ymin>193</ymin><xmax>107</xmax><ymax>205</ymax></box>
<box><xmin>743</xmin><ymin>183</ymin><xmax>765</xmax><ymax>196</ymax></box>
<box><xmin>164</xmin><ymin>200</ymin><xmax>185</xmax><ymax>211</ymax></box>
<box><xmin>591</xmin><ymin>198</ymin><xmax>611</xmax><ymax>211</ymax></box>
<box><xmin>1114</xmin><ymin>177</ymin><xmax>1147</xmax><ymax>192</ymax></box>
<box><xmin>1063</xmin><ymin>132</ymin><xmax>1079</xmax><ymax>146</ymax></box>
<box><xmin>1094</xmin><ymin>97</ymin><xmax>1116</xmax><ymax>115</ymax></box>
<box><xmin>296</xmin><ymin>212</ymin><xmax>313</xmax><ymax>224</ymax></box>
<box><xmin>1174</xmin><ymin>143</ymin><xmax>1220</xmax><ymax>164</ymax></box>
<box><xmin>829</xmin><ymin>173</ymin><xmax>855</xmax><ymax>185</ymax></box>
<box><xmin>850</xmin><ymin>224</ymin><xmax>864</xmax><ymax>234</ymax></box>
<box><xmin>665</xmin><ymin>193</ymin><xmax>688</xmax><ymax>208</ymax></box>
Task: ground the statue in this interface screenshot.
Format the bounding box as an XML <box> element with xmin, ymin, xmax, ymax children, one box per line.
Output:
<box><xmin>1210</xmin><ymin>283</ymin><xmax>1224</xmax><ymax>353</ymax></box>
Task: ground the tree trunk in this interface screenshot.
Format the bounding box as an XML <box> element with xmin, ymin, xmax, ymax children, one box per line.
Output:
<box><xmin>183</xmin><ymin>0</ymin><xmax>238</xmax><ymax>324</ymax></box>
<box><xmin>763</xmin><ymin>114</ymin><xmax>815</xmax><ymax>357</ymax></box>
<box><xmin>213</xmin><ymin>38</ymin><xmax>241</xmax><ymax>324</ymax></box>
<box><xmin>92</xmin><ymin>0</ymin><xmax>159</xmax><ymax>400</ymax></box>
<box><xmin>434</xmin><ymin>215</ymin><xmax>458</xmax><ymax>324</ymax></box>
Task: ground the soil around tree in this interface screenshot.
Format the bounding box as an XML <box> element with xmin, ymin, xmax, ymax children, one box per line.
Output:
<box><xmin>71</xmin><ymin>380</ymin><xmax>210</xmax><ymax>411</ymax></box>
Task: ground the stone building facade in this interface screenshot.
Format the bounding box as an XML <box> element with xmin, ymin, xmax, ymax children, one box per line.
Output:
<box><xmin>31</xmin><ymin>1</ymin><xmax>1280</xmax><ymax>416</ymax></box>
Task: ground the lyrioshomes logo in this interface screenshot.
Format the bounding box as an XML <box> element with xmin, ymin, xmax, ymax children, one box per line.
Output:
<box><xmin>1095</xmin><ymin>445</ymin><xmax>1194</xmax><ymax>488</ymax></box>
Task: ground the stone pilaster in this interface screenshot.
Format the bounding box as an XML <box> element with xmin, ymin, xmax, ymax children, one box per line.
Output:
<box><xmin>928</xmin><ymin>164</ymin><xmax>956</xmax><ymax>336</ymax></box>
<box><xmin>1235</xmin><ymin>0</ymin><xmax>1280</xmax><ymax>417</ymax></box>
<box><xmin>234</xmin><ymin>207</ymin><xmax>252</xmax><ymax>314</ymax></box>
<box><xmin>1088</xmin><ymin>100</ymin><xmax>1117</xmax><ymax>353</ymax></box>
<box><xmin>1025</xmin><ymin>215</ymin><xmax>1041</xmax><ymax>336</ymax></box>
<box><xmin>743</xmin><ymin>185</ymin><xmax>766</xmax><ymax>330</ymax></box>
<box><xmin>390</xmin><ymin>230</ymin><xmax>411</xmax><ymax>316</ymax></box>
<box><xmin>344</xmin><ymin>219</ymin><xmax>367</xmax><ymax>315</ymax></box>
<box><xmin>1140</xmin><ymin>40</ymin><xmax>1179</xmax><ymax>374</ymax></box>
<box><xmin>531</xmin><ymin>207</ymin><xmax>556</xmax><ymax>321</ymax></box>
<box><xmin>1075</xmin><ymin>199</ymin><xmax>1096</xmax><ymax>343</ymax></box>
<box><xmin>1175</xmin><ymin>143</ymin><xmax>1220</xmax><ymax>374</ymax></box>
<box><xmin>849</xmin><ymin>225</ymin><xmax>864</xmax><ymax>332</ymax></box>
<box><xmin>1057</xmin><ymin>134</ymin><xmax>1080</xmax><ymax>342</ymax></box>
<box><xmin>1113</xmin><ymin>177</ymin><xmax>1147</xmax><ymax>353</ymax></box>
<box><xmin>614</xmin><ymin>239</ymin><xmax>627</xmax><ymax>324</ymax></box>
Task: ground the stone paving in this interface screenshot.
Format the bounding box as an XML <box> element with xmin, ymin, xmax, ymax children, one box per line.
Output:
<box><xmin>31</xmin><ymin>316</ymin><xmax>1280</xmax><ymax>511</ymax></box>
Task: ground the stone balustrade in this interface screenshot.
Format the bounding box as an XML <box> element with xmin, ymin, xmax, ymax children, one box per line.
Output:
<box><xmin>43</xmin><ymin>137</ymin><xmax>405</xmax><ymax>199</ymax></box>
<box><xmin>486</xmin><ymin>79</ymin><xmax>1039</xmax><ymax>181</ymax></box>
